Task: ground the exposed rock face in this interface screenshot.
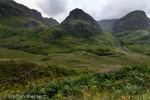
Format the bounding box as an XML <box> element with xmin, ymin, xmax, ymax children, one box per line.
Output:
<box><xmin>43</xmin><ymin>18</ymin><xmax>59</xmax><ymax>26</ymax></box>
<box><xmin>0</xmin><ymin>0</ymin><xmax>59</xmax><ymax>27</ymax></box>
<box><xmin>0</xmin><ymin>0</ymin><xmax>22</xmax><ymax>16</ymax></box>
<box><xmin>19</xmin><ymin>21</ymin><xmax>40</xmax><ymax>28</ymax></box>
<box><xmin>61</xmin><ymin>8</ymin><xmax>102</xmax><ymax>37</ymax></box>
<box><xmin>63</xmin><ymin>8</ymin><xmax>99</xmax><ymax>25</ymax></box>
<box><xmin>0</xmin><ymin>0</ymin><xmax>41</xmax><ymax>18</ymax></box>
<box><xmin>112</xmin><ymin>10</ymin><xmax>150</xmax><ymax>33</ymax></box>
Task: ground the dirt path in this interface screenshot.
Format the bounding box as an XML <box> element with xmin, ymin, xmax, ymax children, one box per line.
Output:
<box><xmin>118</xmin><ymin>46</ymin><xmax>150</xmax><ymax>59</ymax></box>
<box><xmin>119</xmin><ymin>46</ymin><xmax>137</xmax><ymax>56</ymax></box>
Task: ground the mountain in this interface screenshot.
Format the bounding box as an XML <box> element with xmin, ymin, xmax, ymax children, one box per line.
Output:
<box><xmin>112</xmin><ymin>10</ymin><xmax>150</xmax><ymax>33</ymax></box>
<box><xmin>98</xmin><ymin>10</ymin><xmax>150</xmax><ymax>56</ymax></box>
<box><xmin>0</xmin><ymin>6</ymin><xmax>119</xmax><ymax>55</ymax></box>
<box><xmin>0</xmin><ymin>0</ymin><xmax>59</xmax><ymax>27</ymax></box>
<box><xmin>63</xmin><ymin>8</ymin><xmax>99</xmax><ymax>25</ymax></box>
<box><xmin>111</xmin><ymin>10</ymin><xmax>150</xmax><ymax>55</ymax></box>
<box><xmin>43</xmin><ymin>18</ymin><xmax>59</xmax><ymax>26</ymax></box>
<box><xmin>61</xmin><ymin>8</ymin><xmax>102</xmax><ymax>38</ymax></box>
<box><xmin>98</xmin><ymin>19</ymin><xmax>117</xmax><ymax>33</ymax></box>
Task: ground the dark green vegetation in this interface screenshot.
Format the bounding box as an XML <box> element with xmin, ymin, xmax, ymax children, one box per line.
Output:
<box><xmin>0</xmin><ymin>60</ymin><xmax>79</xmax><ymax>89</ymax></box>
<box><xmin>3</xmin><ymin>64</ymin><xmax>150</xmax><ymax>100</ymax></box>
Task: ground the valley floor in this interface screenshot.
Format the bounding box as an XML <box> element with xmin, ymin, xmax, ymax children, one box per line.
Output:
<box><xmin>0</xmin><ymin>47</ymin><xmax>150</xmax><ymax>100</ymax></box>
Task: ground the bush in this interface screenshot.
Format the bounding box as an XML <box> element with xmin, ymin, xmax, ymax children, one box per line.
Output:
<box><xmin>23</xmin><ymin>65</ymin><xmax>150</xmax><ymax>99</ymax></box>
<box><xmin>86</xmin><ymin>48</ymin><xmax>114</xmax><ymax>56</ymax></box>
<box><xmin>0</xmin><ymin>60</ymin><xmax>79</xmax><ymax>89</ymax></box>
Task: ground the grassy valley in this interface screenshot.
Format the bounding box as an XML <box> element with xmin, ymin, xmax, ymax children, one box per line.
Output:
<box><xmin>114</xmin><ymin>30</ymin><xmax>150</xmax><ymax>55</ymax></box>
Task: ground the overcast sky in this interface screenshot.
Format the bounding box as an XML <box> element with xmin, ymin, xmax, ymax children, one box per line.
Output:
<box><xmin>14</xmin><ymin>0</ymin><xmax>150</xmax><ymax>23</ymax></box>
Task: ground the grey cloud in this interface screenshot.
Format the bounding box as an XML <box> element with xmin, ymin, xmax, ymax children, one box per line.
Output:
<box><xmin>18</xmin><ymin>0</ymin><xmax>150</xmax><ymax>22</ymax></box>
<box><xmin>96</xmin><ymin>0</ymin><xmax>150</xmax><ymax>20</ymax></box>
<box><xmin>37</xmin><ymin>0</ymin><xmax>68</xmax><ymax>16</ymax></box>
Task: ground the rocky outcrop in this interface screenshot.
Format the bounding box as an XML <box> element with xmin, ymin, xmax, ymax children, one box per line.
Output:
<box><xmin>43</xmin><ymin>18</ymin><xmax>59</xmax><ymax>26</ymax></box>
<box><xmin>60</xmin><ymin>8</ymin><xmax>102</xmax><ymax>37</ymax></box>
<box><xmin>63</xmin><ymin>8</ymin><xmax>99</xmax><ymax>26</ymax></box>
<box><xmin>19</xmin><ymin>21</ymin><xmax>40</xmax><ymax>28</ymax></box>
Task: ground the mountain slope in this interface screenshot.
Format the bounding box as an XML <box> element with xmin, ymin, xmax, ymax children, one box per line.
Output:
<box><xmin>112</xmin><ymin>10</ymin><xmax>150</xmax><ymax>55</ymax></box>
<box><xmin>0</xmin><ymin>6</ymin><xmax>119</xmax><ymax>55</ymax></box>
<box><xmin>34</xmin><ymin>8</ymin><xmax>119</xmax><ymax>55</ymax></box>
<box><xmin>61</xmin><ymin>8</ymin><xmax>102</xmax><ymax>38</ymax></box>
<box><xmin>0</xmin><ymin>0</ymin><xmax>59</xmax><ymax>28</ymax></box>
<box><xmin>113</xmin><ymin>10</ymin><xmax>150</xmax><ymax>33</ymax></box>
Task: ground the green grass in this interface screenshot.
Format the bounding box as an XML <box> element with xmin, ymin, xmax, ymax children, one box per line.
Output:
<box><xmin>0</xmin><ymin>47</ymin><xmax>45</xmax><ymax>61</ymax></box>
<box><xmin>66</xmin><ymin>59</ymin><xmax>81</xmax><ymax>62</ymax></box>
<box><xmin>114</xmin><ymin>30</ymin><xmax>150</xmax><ymax>55</ymax></box>
<box><xmin>69</xmin><ymin>91</ymin><xmax>150</xmax><ymax>100</ymax></box>
<box><xmin>1</xmin><ymin>45</ymin><xmax>150</xmax><ymax>72</ymax></box>
<box><xmin>43</xmin><ymin>51</ymin><xmax>150</xmax><ymax>71</ymax></box>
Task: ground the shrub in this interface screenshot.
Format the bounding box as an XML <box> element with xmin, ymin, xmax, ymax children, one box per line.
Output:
<box><xmin>23</xmin><ymin>65</ymin><xmax>150</xmax><ymax>99</ymax></box>
<box><xmin>86</xmin><ymin>48</ymin><xmax>114</xmax><ymax>56</ymax></box>
<box><xmin>0</xmin><ymin>60</ymin><xmax>78</xmax><ymax>89</ymax></box>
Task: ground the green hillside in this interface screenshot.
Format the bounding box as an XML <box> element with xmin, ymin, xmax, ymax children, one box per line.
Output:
<box><xmin>0</xmin><ymin>6</ymin><xmax>119</xmax><ymax>56</ymax></box>
<box><xmin>112</xmin><ymin>10</ymin><xmax>150</xmax><ymax>33</ymax></box>
<box><xmin>0</xmin><ymin>47</ymin><xmax>45</xmax><ymax>61</ymax></box>
<box><xmin>111</xmin><ymin>10</ymin><xmax>150</xmax><ymax>55</ymax></box>
<box><xmin>99</xmin><ymin>10</ymin><xmax>150</xmax><ymax>56</ymax></box>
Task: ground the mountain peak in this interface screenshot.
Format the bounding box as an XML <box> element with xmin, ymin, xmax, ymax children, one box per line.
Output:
<box><xmin>125</xmin><ymin>10</ymin><xmax>146</xmax><ymax>17</ymax></box>
<box><xmin>113</xmin><ymin>10</ymin><xmax>150</xmax><ymax>33</ymax></box>
<box><xmin>61</xmin><ymin>8</ymin><xmax>102</xmax><ymax>38</ymax></box>
<box><xmin>63</xmin><ymin>8</ymin><xmax>96</xmax><ymax>24</ymax></box>
<box><xmin>69</xmin><ymin>8</ymin><xmax>86</xmax><ymax>17</ymax></box>
<box><xmin>71</xmin><ymin>8</ymin><xmax>84</xmax><ymax>13</ymax></box>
